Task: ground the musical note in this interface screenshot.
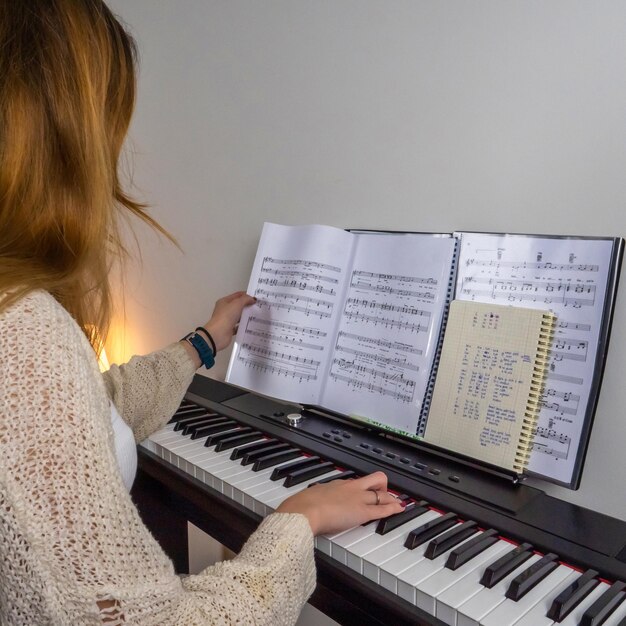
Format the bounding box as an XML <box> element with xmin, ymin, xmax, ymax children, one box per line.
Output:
<box><xmin>263</xmin><ymin>256</ymin><xmax>341</xmax><ymax>273</ymax></box>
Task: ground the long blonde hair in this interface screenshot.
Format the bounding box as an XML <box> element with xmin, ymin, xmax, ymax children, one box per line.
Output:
<box><xmin>0</xmin><ymin>0</ymin><xmax>170</xmax><ymax>349</ymax></box>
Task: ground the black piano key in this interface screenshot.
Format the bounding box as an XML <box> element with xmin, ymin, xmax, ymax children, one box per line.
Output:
<box><xmin>424</xmin><ymin>520</ymin><xmax>478</xmax><ymax>560</ymax></box>
<box><xmin>174</xmin><ymin>414</ymin><xmax>217</xmax><ymax>431</ymax></box>
<box><xmin>404</xmin><ymin>512</ymin><xmax>457</xmax><ymax>550</ymax></box>
<box><xmin>283</xmin><ymin>461</ymin><xmax>335</xmax><ymax>487</ymax></box>
<box><xmin>204</xmin><ymin>426</ymin><xmax>252</xmax><ymax>447</ymax></box>
<box><xmin>505</xmin><ymin>552</ymin><xmax>559</xmax><ymax>601</ymax></box>
<box><xmin>308</xmin><ymin>470</ymin><xmax>357</xmax><ymax>487</ymax></box>
<box><xmin>214</xmin><ymin>431</ymin><xmax>263</xmax><ymax>452</ymax></box>
<box><xmin>252</xmin><ymin>449</ymin><xmax>302</xmax><ymax>471</ymax></box>
<box><xmin>241</xmin><ymin>443</ymin><xmax>292</xmax><ymax>466</ymax></box>
<box><xmin>270</xmin><ymin>456</ymin><xmax>322</xmax><ymax>481</ymax></box>
<box><xmin>546</xmin><ymin>568</ymin><xmax>600</xmax><ymax>622</ymax></box>
<box><xmin>580</xmin><ymin>581</ymin><xmax>626</xmax><ymax>626</ymax></box>
<box><xmin>191</xmin><ymin>420</ymin><xmax>236</xmax><ymax>440</ymax></box>
<box><xmin>171</xmin><ymin>407</ymin><xmax>210</xmax><ymax>421</ymax></box>
<box><xmin>375</xmin><ymin>501</ymin><xmax>429</xmax><ymax>535</ymax></box>
<box><xmin>480</xmin><ymin>542</ymin><xmax>533</xmax><ymax>589</ymax></box>
<box><xmin>446</xmin><ymin>528</ymin><xmax>499</xmax><ymax>571</ymax></box>
<box><xmin>182</xmin><ymin>417</ymin><xmax>231</xmax><ymax>436</ymax></box>
<box><xmin>230</xmin><ymin>438</ymin><xmax>277</xmax><ymax>460</ymax></box>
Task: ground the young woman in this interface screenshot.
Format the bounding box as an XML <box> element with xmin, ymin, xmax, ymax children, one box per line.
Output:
<box><xmin>0</xmin><ymin>1</ymin><xmax>404</xmax><ymax>624</ymax></box>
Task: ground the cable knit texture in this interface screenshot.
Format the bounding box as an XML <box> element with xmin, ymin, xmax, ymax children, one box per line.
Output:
<box><xmin>0</xmin><ymin>290</ymin><xmax>316</xmax><ymax>625</ymax></box>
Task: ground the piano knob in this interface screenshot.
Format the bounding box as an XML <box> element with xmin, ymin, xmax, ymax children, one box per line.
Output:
<box><xmin>286</xmin><ymin>413</ymin><xmax>303</xmax><ymax>427</ymax></box>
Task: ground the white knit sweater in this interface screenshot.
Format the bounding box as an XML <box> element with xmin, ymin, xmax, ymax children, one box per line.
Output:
<box><xmin>0</xmin><ymin>290</ymin><xmax>316</xmax><ymax>625</ymax></box>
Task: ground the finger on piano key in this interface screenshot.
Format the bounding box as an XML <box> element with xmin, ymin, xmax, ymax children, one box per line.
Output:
<box><xmin>434</xmin><ymin>539</ymin><xmax>514</xmax><ymax>624</ymax></box>
<box><xmin>456</xmin><ymin>552</ymin><xmax>542</xmax><ymax>626</ymax></box>
<box><xmin>546</xmin><ymin>568</ymin><xmax>599</xmax><ymax>623</ymax></box>
<box><xmin>362</xmin><ymin>510</ymin><xmax>442</xmax><ymax>584</ymax></box>
<box><xmin>580</xmin><ymin>581</ymin><xmax>626</xmax><ymax>626</ymax></box>
<box><xmin>376</xmin><ymin>501</ymin><xmax>429</xmax><ymax>535</ymax></box>
<box><xmin>417</xmin><ymin>535</ymin><xmax>512</xmax><ymax>618</ymax></box>
<box><xmin>396</xmin><ymin>529</ymin><xmax>481</xmax><ymax>606</ymax></box>
<box><xmin>263</xmin><ymin>470</ymin><xmax>345</xmax><ymax>511</ymax></box>
<box><xmin>480</xmin><ymin>564</ymin><xmax>577</xmax><ymax>626</ymax></box>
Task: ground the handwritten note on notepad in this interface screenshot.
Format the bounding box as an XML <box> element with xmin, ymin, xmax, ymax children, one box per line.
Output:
<box><xmin>424</xmin><ymin>300</ymin><xmax>555</xmax><ymax>473</ymax></box>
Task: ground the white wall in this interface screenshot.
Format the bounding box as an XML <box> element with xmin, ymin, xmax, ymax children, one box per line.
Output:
<box><xmin>107</xmin><ymin>1</ymin><xmax>626</xmax><ymax>521</ymax></box>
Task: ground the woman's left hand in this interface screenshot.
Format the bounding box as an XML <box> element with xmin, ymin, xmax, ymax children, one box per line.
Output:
<box><xmin>202</xmin><ymin>291</ymin><xmax>256</xmax><ymax>352</ymax></box>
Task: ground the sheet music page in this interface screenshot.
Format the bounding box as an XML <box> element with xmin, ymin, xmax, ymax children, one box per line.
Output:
<box><xmin>320</xmin><ymin>233</ymin><xmax>456</xmax><ymax>434</ymax></box>
<box><xmin>227</xmin><ymin>223</ymin><xmax>354</xmax><ymax>404</ymax></box>
<box><xmin>455</xmin><ymin>232</ymin><xmax>614</xmax><ymax>484</ymax></box>
<box><xmin>424</xmin><ymin>301</ymin><xmax>551</xmax><ymax>471</ymax></box>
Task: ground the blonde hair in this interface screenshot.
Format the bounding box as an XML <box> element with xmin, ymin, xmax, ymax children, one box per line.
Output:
<box><xmin>0</xmin><ymin>0</ymin><xmax>171</xmax><ymax>349</ymax></box>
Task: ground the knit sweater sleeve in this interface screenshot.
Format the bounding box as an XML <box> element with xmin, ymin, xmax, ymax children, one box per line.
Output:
<box><xmin>102</xmin><ymin>341</ymin><xmax>198</xmax><ymax>442</ymax></box>
<box><xmin>0</xmin><ymin>291</ymin><xmax>316</xmax><ymax>626</ymax></box>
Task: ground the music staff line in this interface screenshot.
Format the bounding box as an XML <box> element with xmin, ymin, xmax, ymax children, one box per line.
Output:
<box><xmin>343</xmin><ymin>310</ymin><xmax>429</xmax><ymax>333</ymax></box>
<box><xmin>345</xmin><ymin>297</ymin><xmax>432</xmax><ymax>318</ymax></box>
<box><xmin>248</xmin><ymin>316</ymin><xmax>327</xmax><ymax>338</ymax></box>
<box><xmin>260</xmin><ymin>267</ymin><xmax>339</xmax><ymax>284</ymax></box>
<box><xmin>258</xmin><ymin>277</ymin><xmax>336</xmax><ymax>297</ymax></box>
<box><xmin>352</xmin><ymin>270</ymin><xmax>438</xmax><ymax>285</ymax></box>
<box><xmin>337</xmin><ymin>331</ymin><xmax>423</xmax><ymax>355</ymax></box>
<box><xmin>239</xmin><ymin>343</ymin><xmax>320</xmax><ymax>380</ymax></box>
<box><xmin>350</xmin><ymin>281</ymin><xmax>436</xmax><ymax>300</ymax></box>
<box><xmin>465</xmin><ymin>259</ymin><xmax>599</xmax><ymax>272</ymax></box>
<box><xmin>334</xmin><ymin>345</ymin><xmax>420</xmax><ymax>372</ymax></box>
<box><xmin>463</xmin><ymin>276</ymin><xmax>597</xmax><ymax>297</ymax></box>
<box><xmin>460</xmin><ymin>288</ymin><xmax>594</xmax><ymax>308</ymax></box>
<box><xmin>262</xmin><ymin>256</ymin><xmax>341</xmax><ymax>273</ymax></box>
<box><xmin>245</xmin><ymin>329</ymin><xmax>324</xmax><ymax>351</ymax></box>
<box><xmin>329</xmin><ymin>372</ymin><xmax>414</xmax><ymax>403</ymax></box>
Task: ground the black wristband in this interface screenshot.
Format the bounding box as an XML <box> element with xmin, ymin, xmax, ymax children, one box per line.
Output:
<box><xmin>182</xmin><ymin>331</ymin><xmax>215</xmax><ymax>369</ymax></box>
<box><xmin>195</xmin><ymin>326</ymin><xmax>217</xmax><ymax>356</ymax></box>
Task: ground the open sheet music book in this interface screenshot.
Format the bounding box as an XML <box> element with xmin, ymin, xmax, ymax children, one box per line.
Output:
<box><xmin>227</xmin><ymin>223</ymin><xmax>623</xmax><ymax>488</ymax></box>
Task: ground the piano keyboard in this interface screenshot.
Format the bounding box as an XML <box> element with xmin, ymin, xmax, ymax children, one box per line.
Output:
<box><xmin>141</xmin><ymin>400</ymin><xmax>626</xmax><ymax>626</ymax></box>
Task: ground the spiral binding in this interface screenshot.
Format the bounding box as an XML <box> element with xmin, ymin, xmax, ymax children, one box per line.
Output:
<box><xmin>417</xmin><ymin>236</ymin><xmax>461</xmax><ymax>436</ymax></box>
<box><xmin>512</xmin><ymin>311</ymin><xmax>557</xmax><ymax>473</ymax></box>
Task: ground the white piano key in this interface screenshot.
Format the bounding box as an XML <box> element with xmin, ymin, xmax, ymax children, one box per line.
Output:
<box><xmin>264</xmin><ymin>470</ymin><xmax>343</xmax><ymax>509</ymax></box>
<box><xmin>480</xmin><ymin>565</ymin><xmax>575</xmax><ymax>626</ymax></box>
<box><xmin>397</xmin><ymin>532</ymin><xmax>481</xmax><ymax>607</ymax></box>
<box><xmin>435</xmin><ymin>540</ymin><xmax>514</xmax><ymax>625</ymax></box>
<box><xmin>378</xmin><ymin>519</ymin><xmax>458</xmax><ymax>595</ymax></box>
<box><xmin>362</xmin><ymin>511</ymin><xmax>442</xmax><ymax>583</ymax></box>
<box><xmin>414</xmin><ymin>539</ymin><xmax>512</xmax><ymax>619</ymax></box>
<box><xmin>512</xmin><ymin>567</ymin><xmax>581</xmax><ymax>626</ymax></box>
<box><xmin>315</xmin><ymin>526</ymin><xmax>357</xmax><ymax>556</ymax></box>
<box><xmin>331</xmin><ymin>522</ymin><xmax>379</xmax><ymax>565</ymax></box>
<box><xmin>456</xmin><ymin>553</ymin><xmax>542</xmax><ymax>626</ymax></box>
<box><xmin>558</xmin><ymin>580</ymin><xmax>611</xmax><ymax>626</ymax></box>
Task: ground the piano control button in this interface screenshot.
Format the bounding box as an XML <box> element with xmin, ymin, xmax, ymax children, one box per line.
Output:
<box><xmin>429</xmin><ymin>468</ymin><xmax>441</xmax><ymax>476</ymax></box>
<box><xmin>342</xmin><ymin>432</ymin><xmax>351</xmax><ymax>438</ymax></box>
<box><xmin>241</xmin><ymin>443</ymin><xmax>291</xmax><ymax>465</ymax></box>
<box><xmin>546</xmin><ymin>568</ymin><xmax>599</xmax><ymax>622</ymax></box>
<box><xmin>214</xmin><ymin>431</ymin><xmax>264</xmax><ymax>452</ymax></box>
<box><xmin>505</xmin><ymin>552</ymin><xmax>559</xmax><ymax>601</ymax></box>
<box><xmin>251</xmin><ymin>449</ymin><xmax>302</xmax><ymax>471</ymax></box>
<box><xmin>404</xmin><ymin>512</ymin><xmax>458</xmax><ymax>550</ymax></box>
<box><xmin>400</xmin><ymin>457</ymin><xmax>411</xmax><ymax>465</ymax></box>
<box><xmin>425</xmin><ymin>520</ymin><xmax>478</xmax><ymax>560</ymax></box>
<box><xmin>449</xmin><ymin>475</ymin><xmax>460</xmax><ymax>483</ymax></box>
<box><xmin>376</xmin><ymin>501</ymin><xmax>429</xmax><ymax>535</ymax></box>
<box><xmin>333</xmin><ymin>436</ymin><xmax>343</xmax><ymax>442</ymax></box>
<box><xmin>373</xmin><ymin>447</ymin><xmax>383</xmax><ymax>454</ymax></box>
<box><xmin>480</xmin><ymin>542</ymin><xmax>534</xmax><ymax>589</ymax></box>
<box><xmin>205</xmin><ymin>426</ymin><xmax>253</xmax><ymax>447</ymax></box>
<box><xmin>270</xmin><ymin>456</ymin><xmax>322</xmax><ymax>481</ymax></box>
<box><xmin>283</xmin><ymin>461</ymin><xmax>336</xmax><ymax>487</ymax></box>
<box><xmin>445</xmin><ymin>528</ymin><xmax>499</xmax><ymax>571</ymax></box>
<box><xmin>286</xmin><ymin>413</ymin><xmax>302</xmax><ymax>426</ymax></box>
<box><xmin>230</xmin><ymin>438</ymin><xmax>278</xmax><ymax>460</ymax></box>
<box><xmin>331</xmin><ymin>429</ymin><xmax>341</xmax><ymax>434</ymax></box>
<box><xmin>308</xmin><ymin>470</ymin><xmax>357</xmax><ymax>487</ymax></box>
<box><xmin>580</xmin><ymin>580</ymin><xmax>626</xmax><ymax>626</ymax></box>
<box><xmin>414</xmin><ymin>462</ymin><xmax>426</xmax><ymax>471</ymax></box>
<box><xmin>323</xmin><ymin>432</ymin><xmax>331</xmax><ymax>438</ymax></box>
<box><xmin>272</xmin><ymin>411</ymin><xmax>285</xmax><ymax>417</ymax></box>
<box><xmin>359</xmin><ymin>443</ymin><xmax>370</xmax><ymax>449</ymax></box>
<box><xmin>385</xmin><ymin>452</ymin><xmax>396</xmax><ymax>459</ymax></box>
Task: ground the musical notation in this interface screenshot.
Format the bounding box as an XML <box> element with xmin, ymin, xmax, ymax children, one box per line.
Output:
<box><xmin>248</xmin><ymin>316</ymin><xmax>327</xmax><ymax>339</ymax></box>
<box><xmin>342</xmin><ymin>311</ymin><xmax>428</xmax><ymax>333</ymax></box>
<box><xmin>465</xmin><ymin>259</ymin><xmax>599</xmax><ymax>272</ymax></box>
<box><xmin>245</xmin><ymin>329</ymin><xmax>324</xmax><ymax>351</ymax></box>
<box><xmin>237</xmin><ymin>343</ymin><xmax>321</xmax><ymax>381</ymax></box>
<box><xmin>333</xmin><ymin>345</ymin><xmax>420</xmax><ymax>372</ymax></box>
<box><xmin>460</xmin><ymin>287</ymin><xmax>595</xmax><ymax>308</ymax></box>
<box><xmin>352</xmin><ymin>270</ymin><xmax>438</xmax><ymax>284</ymax></box>
<box><xmin>328</xmin><ymin>372</ymin><xmax>414</xmax><ymax>403</ymax></box>
<box><xmin>258</xmin><ymin>277</ymin><xmax>336</xmax><ymax>297</ymax></box>
<box><xmin>260</xmin><ymin>267</ymin><xmax>339</xmax><ymax>284</ymax></box>
<box><xmin>255</xmin><ymin>289</ymin><xmax>334</xmax><ymax>319</ymax></box>
<box><xmin>263</xmin><ymin>256</ymin><xmax>341</xmax><ymax>273</ymax></box>
<box><xmin>558</xmin><ymin>320</ymin><xmax>592</xmax><ymax>332</ymax></box>
<box><xmin>345</xmin><ymin>298</ymin><xmax>431</xmax><ymax>318</ymax></box>
<box><xmin>552</xmin><ymin>338</ymin><xmax>588</xmax><ymax>363</ymax></box>
<box><xmin>336</xmin><ymin>331</ymin><xmax>423</xmax><ymax>355</ymax></box>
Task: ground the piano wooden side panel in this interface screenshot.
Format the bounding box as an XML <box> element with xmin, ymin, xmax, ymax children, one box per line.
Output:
<box><xmin>131</xmin><ymin>447</ymin><xmax>444</xmax><ymax>626</ymax></box>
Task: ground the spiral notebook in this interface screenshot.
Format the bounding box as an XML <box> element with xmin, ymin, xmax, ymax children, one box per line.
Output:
<box><xmin>423</xmin><ymin>300</ymin><xmax>556</xmax><ymax>473</ymax></box>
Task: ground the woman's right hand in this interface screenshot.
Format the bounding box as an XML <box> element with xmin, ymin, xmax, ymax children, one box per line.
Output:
<box><xmin>276</xmin><ymin>471</ymin><xmax>405</xmax><ymax>536</ymax></box>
